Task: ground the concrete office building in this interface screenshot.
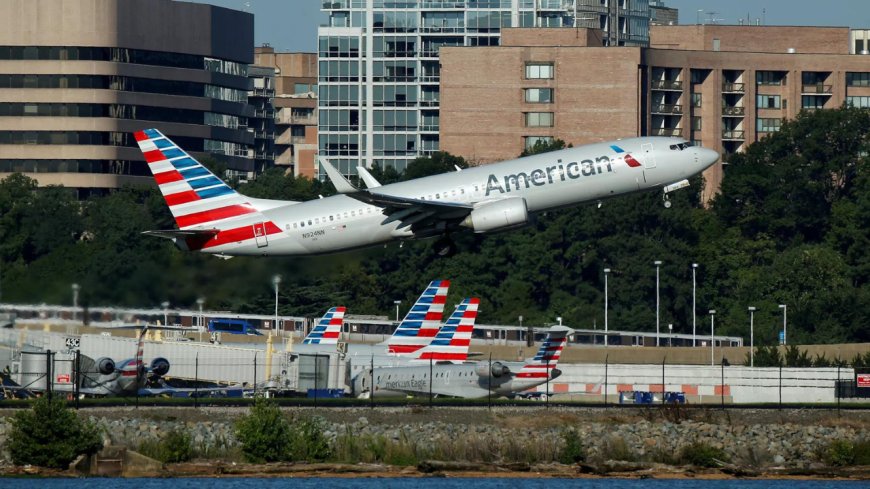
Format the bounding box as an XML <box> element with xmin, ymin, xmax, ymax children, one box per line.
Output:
<box><xmin>247</xmin><ymin>65</ymin><xmax>277</xmax><ymax>175</ymax></box>
<box><xmin>254</xmin><ymin>47</ymin><xmax>319</xmax><ymax>178</ymax></box>
<box><xmin>0</xmin><ymin>0</ymin><xmax>257</xmax><ymax>193</ymax></box>
<box><xmin>440</xmin><ymin>24</ymin><xmax>870</xmax><ymax>200</ymax></box>
<box><xmin>319</xmin><ymin>0</ymin><xmax>653</xmax><ymax>177</ymax></box>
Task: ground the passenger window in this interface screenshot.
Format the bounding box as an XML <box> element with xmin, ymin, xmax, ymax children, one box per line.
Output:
<box><xmin>329</xmin><ymin>215</ymin><xmax>334</xmax><ymax>221</ymax></box>
<box><xmin>351</xmin><ymin>210</ymin><xmax>356</xmax><ymax>217</ymax></box>
<box><xmin>460</xmin><ymin>188</ymin><xmax>465</xmax><ymax>194</ymax></box>
<box><xmin>300</xmin><ymin>222</ymin><xmax>305</xmax><ymax>228</ymax></box>
<box><xmin>308</xmin><ymin>220</ymin><xmax>312</xmax><ymax>225</ymax></box>
<box><xmin>292</xmin><ymin>223</ymin><xmax>297</xmax><ymax>229</ymax></box>
<box><xmin>315</xmin><ymin>218</ymin><xmax>319</xmax><ymax>224</ymax></box>
<box><xmin>436</xmin><ymin>193</ymin><xmax>440</xmax><ymax>199</ymax></box>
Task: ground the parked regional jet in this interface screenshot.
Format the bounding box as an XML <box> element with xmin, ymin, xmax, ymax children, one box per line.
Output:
<box><xmin>134</xmin><ymin>129</ymin><xmax>719</xmax><ymax>256</ymax></box>
<box><xmin>353</xmin><ymin>326</ymin><xmax>572</xmax><ymax>399</ymax></box>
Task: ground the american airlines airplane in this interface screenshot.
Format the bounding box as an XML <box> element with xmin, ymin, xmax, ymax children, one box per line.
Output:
<box><xmin>134</xmin><ymin>129</ymin><xmax>719</xmax><ymax>256</ymax></box>
<box><xmin>353</xmin><ymin>326</ymin><xmax>572</xmax><ymax>399</ymax></box>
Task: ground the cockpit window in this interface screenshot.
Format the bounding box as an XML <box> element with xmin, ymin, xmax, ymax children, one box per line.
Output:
<box><xmin>669</xmin><ymin>143</ymin><xmax>692</xmax><ymax>151</ymax></box>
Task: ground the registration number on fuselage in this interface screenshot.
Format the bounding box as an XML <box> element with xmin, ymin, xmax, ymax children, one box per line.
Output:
<box><xmin>302</xmin><ymin>230</ymin><xmax>325</xmax><ymax>239</ymax></box>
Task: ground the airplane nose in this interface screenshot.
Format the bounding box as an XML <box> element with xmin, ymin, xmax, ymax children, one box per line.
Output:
<box><xmin>697</xmin><ymin>147</ymin><xmax>719</xmax><ymax>168</ymax></box>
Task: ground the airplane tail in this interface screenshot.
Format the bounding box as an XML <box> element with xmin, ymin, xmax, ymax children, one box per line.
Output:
<box><xmin>386</xmin><ymin>280</ymin><xmax>449</xmax><ymax>355</ymax></box>
<box><xmin>411</xmin><ymin>297</ymin><xmax>479</xmax><ymax>363</ymax></box>
<box><xmin>120</xmin><ymin>326</ymin><xmax>148</xmax><ymax>381</ymax></box>
<box><xmin>133</xmin><ymin>128</ymin><xmax>281</xmax><ymax>251</ymax></box>
<box><xmin>302</xmin><ymin>307</ymin><xmax>346</xmax><ymax>345</ymax></box>
<box><xmin>516</xmin><ymin>326</ymin><xmax>571</xmax><ymax>379</ymax></box>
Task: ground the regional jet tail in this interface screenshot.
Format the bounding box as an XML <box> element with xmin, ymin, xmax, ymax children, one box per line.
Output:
<box><xmin>302</xmin><ymin>307</ymin><xmax>346</xmax><ymax>345</ymax></box>
<box><xmin>358</xmin><ymin>325</ymin><xmax>573</xmax><ymax>399</ymax></box>
<box><xmin>135</xmin><ymin>129</ymin><xmax>719</xmax><ymax>257</ymax></box>
<box><xmin>410</xmin><ymin>297</ymin><xmax>479</xmax><ymax>363</ymax></box>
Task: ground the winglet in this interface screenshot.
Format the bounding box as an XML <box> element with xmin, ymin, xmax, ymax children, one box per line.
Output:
<box><xmin>357</xmin><ymin>166</ymin><xmax>382</xmax><ymax>189</ymax></box>
<box><xmin>319</xmin><ymin>157</ymin><xmax>359</xmax><ymax>194</ymax></box>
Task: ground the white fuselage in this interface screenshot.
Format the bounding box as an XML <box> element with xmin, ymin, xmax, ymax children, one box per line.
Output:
<box><xmin>209</xmin><ymin>137</ymin><xmax>718</xmax><ymax>255</ymax></box>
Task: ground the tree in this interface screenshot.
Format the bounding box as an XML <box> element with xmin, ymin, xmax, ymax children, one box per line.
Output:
<box><xmin>520</xmin><ymin>138</ymin><xmax>571</xmax><ymax>157</ymax></box>
<box><xmin>234</xmin><ymin>397</ymin><xmax>294</xmax><ymax>463</ymax></box>
<box><xmin>7</xmin><ymin>396</ymin><xmax>103</xmax><ymax>468</ymax></box>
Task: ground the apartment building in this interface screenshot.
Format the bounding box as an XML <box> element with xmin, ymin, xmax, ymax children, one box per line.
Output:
<box><xmin>318</xmin><ymin>0</ymin><xmax>652</xmax><ymax>177</ymax></box>
<box><xmin>254</xmin><ymin>47</ymin><xmax>319</xmax><ymax>178</ymax></box>
<box><xmin>0</xmin><ymin>0</ymin><xmax>257</xmax><ymax>193</ymax></box>
<box><xmin>440</xmin><ymin>25</ymin><xmax>870</xmax><ymax>200</ymax></box>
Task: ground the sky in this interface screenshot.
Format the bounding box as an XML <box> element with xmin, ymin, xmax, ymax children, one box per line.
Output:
<box><xmin>186</xmin><ymin>0</ymin><xmax>870</xmax><ymax>53</ymax></box>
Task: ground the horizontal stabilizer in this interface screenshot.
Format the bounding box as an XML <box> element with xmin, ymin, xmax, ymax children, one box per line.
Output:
<box><xmin>142</xmin><ymin>229</ymin><xmax>219</xmax><ymax>252</ymax></box>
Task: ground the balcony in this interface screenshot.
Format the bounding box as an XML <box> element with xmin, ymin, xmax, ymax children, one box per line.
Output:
<box><xmin>254</xmin><ymin>109</ymin><xmax>275</xmax><ymax>118</ymax></box>
<box><xmin>652</xmin><ymin>128</ymin><xmax>682</xmax><ymax>137</ymax></box>
<box><xmin>251</xmin><ymin>88</ymin><xmax>274</xmax><ymax>97</ymax></box>
<box><xmin>322</xmin><ymin>1</ymin><xmax>349</xmax><ymax>9</ymax></box>
<box><xmin>802</xmin><ymin>84</ymin><xmax>833</xmax><ymax>94</ymax></box>
<box><xmin>420</xmin><ymin>99</ymin><xmax>440</xmax><ymax>107</ymax></box>
<box><xmin>722</xmin><ymin>82</ymin><xmax>745</xmax><ymax>93</ymax></box>
<box><xmin>277</xmin><ymin>109</ymin><xmax>316</xmax><ymax>126</ymax></box>
<box><xmin>722</xmin><ymin>130</ymin><xmax>745</xmax><ymax>140</ymax></box>
<box><xmin>651</xmin><ymin>80</ymin><xmax>683</xmax><ymax>91</ymax></box>
<box><xmin>419</xmin><ymin>75</ymin><xmax>440</xmax><ymax>83</ymax></box>
<box><xmin>722</xmin><ymin>106</ymin><xmax>746</xmax><ymax>116</ymax></box>
<box><xmin>652</xmin><ymin>104</ymin><xmax>682</xmax><ymax>114</ymax></box>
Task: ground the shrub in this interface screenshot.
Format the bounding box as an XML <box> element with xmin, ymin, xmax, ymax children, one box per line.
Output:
<box><xmin>600</xmin><ymin>436</ymin><xmax>635</xmax><ymax>462</ymax></box>
<box><xmin>234</xmin><ymin>398</ymin><xmax>293</xmax><ymax>463</ymax></box>
<box><xmin>7</xmin><ymin>396</ymin><xmax>103</xmax><ymax>468</ymax></box>
<box><xmin>137</xmin><ymin>430</ymin><xmax>193</xmax><ymax>464</ymax></box>
<box><xmin>853</xmin><ymin>439</ymin><xmax>870</xmax><ymax>466</ymax></box>
<box><xmin>289</xmin><ymin>416</ymin><xmax>332</xmax><ymax>462</ymax></box>
<box><xmin>558</xmin><ymin>428</ymin><xmax>585</xmax><ymax>464</ymax></box>
<box><xmin>679</xmin><ymin>441</ymin><xmax>728</xmax><ymax>468</ymax></box>
<box><xmin>823</xmin><ymin>439</ymin><xmax>855</xmax><ymax>467</ymax></box>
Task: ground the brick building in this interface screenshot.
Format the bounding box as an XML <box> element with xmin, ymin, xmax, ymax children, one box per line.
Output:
<box><xmin>254</xmin><ymin>47</ymin><xmax>318</xmax><ymax>178</ymax></box>
<box><xmin>440</xmin><ymin>25</ymin><xmax>870</xmax><ymax>199</ymax></box>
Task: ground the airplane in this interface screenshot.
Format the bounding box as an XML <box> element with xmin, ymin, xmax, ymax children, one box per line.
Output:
<box><xmin>133</xmin><ymin>129</ymin><xmax>719</xmax><ymax>256</ymax></box>
<box><xmin>301</xmin><ymin>306</ymin><xmax>346</xmax><ymax>345</ymax></box>
<box><xmin>353</xmin><ymin>325</ymin><xmax>572</xmax><ymax>399</ymax></box>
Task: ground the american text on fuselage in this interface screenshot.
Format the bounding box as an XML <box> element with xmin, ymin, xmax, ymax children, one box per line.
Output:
<box><xmin>486</xmin><ymin>155</ymin><xmax>614</xmax><ymax>197</ymax></box>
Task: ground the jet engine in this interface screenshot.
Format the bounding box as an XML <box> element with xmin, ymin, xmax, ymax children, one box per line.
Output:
<box><xmin>149</xmin><ymin>357</ymin><xmax>170</xmax><ymax>377</ymax></box>
<box><xmin>461</xmin><ymin>197</ymin><xmax>529</xmax><ymax>233</ymax></box>
<box><xmin>475</xmin><ymin>361</ymin><xmax>510</xmax><ymax>378</ymax></box>
<box><xmin>96</xmin><ymin>357</ymin><xmax>115</xmax><ymax>375</ymax></box>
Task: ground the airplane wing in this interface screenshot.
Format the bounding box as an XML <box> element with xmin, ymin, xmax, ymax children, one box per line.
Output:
<box><xmin>320</xmin><ymin>158</ymin><xmax>473</xmax><ymax>230</ymax></box>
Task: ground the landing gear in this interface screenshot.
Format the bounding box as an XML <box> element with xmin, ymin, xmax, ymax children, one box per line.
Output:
<box><xmin>434</xmin><ymin>236</ymin><xmax>457</xmax><ymax>257</ymax></box>
<box><xmin>663</xmin><ymin>193</ymin><xmax>672</xmax><ymax>208</ymax></box>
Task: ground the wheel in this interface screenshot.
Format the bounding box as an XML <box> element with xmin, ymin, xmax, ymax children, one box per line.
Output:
<box><xmin>434</xmin><ymin>237</ymin><xmax>457</xmax><ymax>257</ymax></box>
<box><xmin>663</xmin><ymin>200</ymin><xmax>672</xmax><ymax>209</ymax></box>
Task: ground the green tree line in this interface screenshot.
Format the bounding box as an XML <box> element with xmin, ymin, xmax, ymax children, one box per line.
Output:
<box><xmin>1</xmin><ymin>107</ymin><xmax>869</xmax><ymax>345</ymax></box>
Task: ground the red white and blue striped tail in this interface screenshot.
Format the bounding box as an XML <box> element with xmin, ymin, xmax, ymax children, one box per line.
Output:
<box><xmin>120</xmin><ymin>326</ymin><xmax>148</xmax><ymax>381</ymax></box>
<box><xmin>411</xmin><ymin>297</ymin><xmax>479</xmax><ymax>363</ymax></box>
<box><xmin>134</xmin><ymin>128</ymin><xmax>282</xmax><ymax>251</ymax></box>
<box><xmin>302</xmin><ymin>307</ymin><xmax>346</xmax><ymax>345</ymax></box>
<box><xmin>386</xmin><ymin>280</ymin><xmax>450</xmax><ymax>355</ymax></box>
<box><xmin>516</xmin><ymin>326</ymin><xmax>572</xmax><ymax>379</ymax></box>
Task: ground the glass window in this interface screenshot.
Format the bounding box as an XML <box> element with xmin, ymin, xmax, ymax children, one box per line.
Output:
<box><xmin>757</xmin><ymin>118</ymin><xmax>782</xmax><ymax>133</ymax></box>
<box><xmin>847</xmin><ymin>96</ymin><xmax>870</xmax><ymax>108</ymax></box>
<box><xmin>524</xmin><ymin>88</ymin><xmax>554</xmax><ymax>103</ymax></box>
<box><xmin>691</xmin><ymin>116</ymin><xmax>702</xmax><ymax>131</ymax></box>
<box><xmin>691</xmin><ymin>93</ymin><xmax>702</xmax><ymax>107</ymax></box>
<box><xmin>847</xmin><ymin>72</ymin><xmax>870</xmax><ymax>87</ymax></box>
<box><xmin>525</xmin><ymin>62</ymin><xmax>554</xmax><ymax>79</ymax></box>
<box><xmin>757</xmin><ymin>95</ymin><xmax>781</xmax><ymax>109</ymax></box>
<box><xmin>756</xmin><ymin>71</ymin><xmax>785</xmax><ymax>86</ymax></box>
<box><xmin>524</xmin><ymin>136</ymin><xmax>554</xmax><ymax>149</ymax></box>
<box><xmin>525</xmin><ymin>112</ymin><xmax>554</xmax><ymax>127</ymax></box>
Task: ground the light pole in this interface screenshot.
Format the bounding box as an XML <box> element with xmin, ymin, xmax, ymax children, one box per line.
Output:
<box><xmin>748</xmin><ymin>306</ymin><xmax>756</xmax><ymax>367</ymax></box>
<box><xmin>709</xmin><ymin>309</ymin><xmax>716</xmax><ymax>366</ymax></box>
<box><xmin>778</xmin><ymin>304</ymin><xmax>787</xmax><ymax>345</ymax></box>
<box><xmin>161</xmin><ymin>301</ymin><xmax>169</xmax><ymax>327</ymax></box>
<box><xmin>71</xmin><ymin>283</ymin><xmax>80</xmax><ymax>322</ymax></box>
<box><xmin>272</xmin><ymin>275</ymin><xmax>281</xmax><ymax>336</ymax></box>
<box><xmin>394</xmin><ymin>300</ymin><xmax>402</xmax><ymax>322</ymax></box>
<box><xmin>697</xmin><ymin>9</ymin><xmax>704</xmax><ymax>25</ymax></box>
<box><xmin>692</xmin><ymin>263</ymin><xmax>698</xmax><ymax>347</ymax></box>
<box><xmin>603</xmin><ymin>268</ymin><xmax>610</xmax><ymax>347</ymax></box>
<box><xmin>654</xmin><ymin>260</ymin><xmax>662</xmax><ymax>347</ymax></box>
<box><xmin>668</xmin><ymin>323</ymin><xmax>673</xmax><ymax>347</ymax></box>
<box><xmin>197</xmin><ymin>297</ymin><xmax>205</xmax><ymax>343</ymax></box>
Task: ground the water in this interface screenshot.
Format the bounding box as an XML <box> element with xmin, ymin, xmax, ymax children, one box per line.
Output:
<box><xmin>0</xmin><ymin>479</ymin><xmax>865</xmax><ymax>489</ymax></box>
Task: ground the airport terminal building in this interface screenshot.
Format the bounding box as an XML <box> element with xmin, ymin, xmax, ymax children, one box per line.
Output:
<box><xmin>0</xmin><ymin>0</ymin><xmax>258</xmax><ymax>194</ymax></box>
<box><xmin>439</xmin><ymin>25</ymin><xmax>870</xmax><ymax>200</ymax></box>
